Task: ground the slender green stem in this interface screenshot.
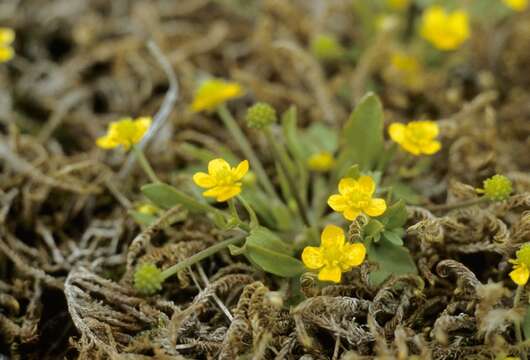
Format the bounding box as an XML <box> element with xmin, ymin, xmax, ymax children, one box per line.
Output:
<box><xmin>217</xmin><ymin>104</ymin><xmax>279</xmax><ymax>201</ymax></box>
<box><xmin>264</xmin><ymin>127</ymin><xmax>311</xmax><ymax>227</ymax></box>
<box><xmin>426</xmin><ymin>197</ymin><xmax>489</xmax><ymax>212</ymax></box>
<box><xmin>237</xmin><ymin>195</ymin><xmax>259</xmax><ymax>228</ymax></box>
<box><xmin>132</xmin><ymin>145</ymin><xmax>160</xmax><ymax>183</ymax></box>
<box><xmin>160</xmin><ymin>234</ymin><xmax>246</xmax><ymax>280</ymax></box>
<box><xmin>228</xmin><ymin>199</ymin><xmax>240</xmax><ymax>222</ymax></box>
<box><xmin>514</xmin><ymin>285</ymin><xmax>528</xmax><ymax>360</ymax></box>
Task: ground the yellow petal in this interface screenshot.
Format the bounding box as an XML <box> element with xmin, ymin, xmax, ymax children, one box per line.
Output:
<box><xmin>301</xmin><ymin>247</ymin><xmax>324</xmax><ymax>269</ymax></box>
<box><xmin>343</xmin><ymin>243</ymin><xmax>366</xmax><ymax>268</ymax></box>
<box><xmin>328</xmin><ymin>194</ymin><xmax>348</xmax><ymax>212</ymax></box>
<box><xmin>215</xmin><ymin>185</ymin><xmax>241</xmax><ymax>202</ymax></box>
<box><xmin>401</xmin><ymin>141</ymin><xmax>422</xmax><ymax>156</ymax></box>
<box><xmin>0</xmin><ymin>28</ymin><xmax>15</xmax><ymax>45</ymax></box>
<box><xmin>510</xmin><ymin>264</ymin><xmax>529</xmax><ymax>286</ymax></box>
<box><xmin>96</xmin><ymin>135</ymin><xmax>118</xmax><ymax>149</ymax></box>
<box><xmin>193</xmin><ymin>172</ymin><xmax>217</xmax><ymax>188</ymax></box>
<box><xmin>364</xmin><ymin>198</ymin><xmax>387</xmax><ymax>217</ymax></box>
<box><xmin>343</xmin><ymin>208</ymin><xmax>361</xmax><ymax>221</ymax></box>
<box><xmin>233</xmin><ymin>160</ymin><xmax>249</xmax><ymax>180</ymax></box>
<box><xmin>421</xmin><ymin>140</ymin><xmax>441</xmax><ymax>155</ymax></box>
<box><xmin>358</xmin><ymin>175</ymin><xmax>375</xmax><ymax>196</ymax></box>
<box><xmin>208</xmin><ymin>158</ymin><xmax>231</xmax><ymax>177</ymax></box>
<box><xmin>318</xmin><ymin>265</ymin><xmax>342</xmax><ymax>283</ymax></box>
<box><xmin>321</xmin><ymin>224</ymin><xmax>345</xmax><ymax>249</ymax></box>
<box><xmin>133</xmin><ymin>117</ymin><xmax>152</xmax><ymax>142</ymax></box>
<box><xmin>415</xmin><ymin>120</ymin><xmax>439</xmax><ymax>138</ymax></box>
<box><xmin>0</xmin><ymin>46</ymin><xmax>14</xmax><ymax>62</ymax></box>
<box><xmin>388</xmin><ymin>123</ymin><xmax>406</xmax><ymax>144</ymax></box>
<box><xmin>338</xmin><ymin>177</ymin><xmax>356</xmax><ymax>195</ymax></box>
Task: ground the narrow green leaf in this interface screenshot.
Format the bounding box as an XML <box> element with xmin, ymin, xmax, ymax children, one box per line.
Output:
<box><xmin>522</xmin><ymin>306</ymin><xmax>530</xmax><ymax>340</ymax></box>
<box><xmin>246</xmin><ymin>243</ymin><xmax>305</xmax><ymax>277</ymax></box>
<box><xmin>338</xmin><ymin>92</ymin><xmax>384</xmax><ymax>172</ymax></box>
<box><xmin>129</xmin><ymin>211</ymin><xmax>157</xmax><ymax>226</ymax></box>
<box><xmin>246</xmin><ymin>227</ymin><xmax>294</xmax><ymax>255</ymax></box>
<box><xmin>382</xmin><ymin>230</ymin><xmax>404</xmax><ymax>246</ymax></box>
<box><xmin>282</xmin><ymin>106</ymin><xmax>309</xmax><ymax>161</ymax></box>
<box><xmin>141</xmin><ymin>183</ymin><xmax>210</xmax><ymax>213</ymax></box>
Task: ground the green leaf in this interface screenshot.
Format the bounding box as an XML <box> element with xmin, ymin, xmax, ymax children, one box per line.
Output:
<box><xmin>367</xmin><ymin>237</ymin><xmax>417</xmax><ymax>285</ymax></box>
<box><xmin>282</xmin><ymin>106</ymin><xmax>309</xmax><ymax>161</ymax></box>
<box><xmin>337</xmin><ymin>92</ymin><xmax>384</xmax><ymax>173</ymax></box>
<box><xmin>382</xmin><ymin>230</ymin><xmax>404</xmax><ymax>246</ymax></box>
<box><xmin>246</xmin><ymin>227</ymin><xmax>294</xmax><ymax>255</ymax></box>
<box><xmin>245</xmin><ymin>243</ymin><xmax>305</xmax><ymax>277</ymax></box>
<box><xmin>363</xmin><ymin>219</ymin><xmax>384</xmax><ymax>243</ymax></box>
<box><xmin>129</xmin><ymin>211</ymin><xmax>157</xmax><ymax>226</ymax></box>
<box><xmin>379</xmin><ymin>200</ymin><xmax>408</xmax><ymax>229</ymax></box>
<box><xmin>344</xmin><ymin>164</ymin><xmax>361</xmax><ymax>180</ymax></box>
<box><xmin>391</xmin><ymin>182</ymin><xmax>422</xmax><ymax>205</ymax></box>
<box><xmin>304</xmin><ymin>123</ymin><xmax>338</xmax><ymax>154</ymax></box>
<box><xmin>141</xmin><ymin>183</ymin><xmax>210</xmax><ymax>213</ymax></box>
<box><xmin>522</xmin><ymin>306</ymin><xmax>530</xmax><ymax>340</ymax></box>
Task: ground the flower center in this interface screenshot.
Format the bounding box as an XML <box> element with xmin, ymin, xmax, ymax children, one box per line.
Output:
<box><xmin>345</xmin><ymin>191</ymin><xmax>370</xmax><ymax>209</ymax></box>
<box><xmin>215</xmin><ymin>169</ymin><xmax>237</xmax><ymax>186</ymax></box>
<box><xmin>406</xmin><ymin>126</ymin><xmax>432</xmax><ymax>147</ymax></box>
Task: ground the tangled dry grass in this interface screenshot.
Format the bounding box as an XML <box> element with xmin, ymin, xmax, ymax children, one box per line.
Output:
<box><xmin>0</xmin><ymin>0</ymin><xmax>529</xmax><ymax>359</ymax></box>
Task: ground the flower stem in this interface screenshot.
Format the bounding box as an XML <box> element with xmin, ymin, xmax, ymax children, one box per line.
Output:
<box><xmin>160</xmin><ymin>234</ymin><xmax>246</xmax><ymax>280</ymax></box>
<box><xmin>426</xmin><ymin>197</ymin><xmax>489</xmax><ymax>212</ymax></box>
<box><xmin>263</xmin><ymin>127</ymin><xmax>311</xmax><ymax>227</ymax></box>
<box><xmin>217</xmin><ymin>104</ymin><xmax>279</xmax><ymax>201</ymax></box>
<box><xmin>132</xmin><ymin>145</ymin><xmax>160</xmax><ymax>183</ymax></box>
<box><xmin>514</xmin><ymin>285</ymin><xmax>528</xmax><ymax>360</ymax></box>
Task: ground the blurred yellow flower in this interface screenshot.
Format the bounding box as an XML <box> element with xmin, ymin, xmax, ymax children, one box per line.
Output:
<box><xmin>191</xmin><ymin>79</ymin><xmax>244</xmax><ymax>112</ymax></box>
<box><xmin>389</xmin><ymin>120</ymin><xmax>441</xmax><ymax>156</ymax></box>
<box><xmin>0</xmin><ymin>28</ymin><xmax>15</xmax><ymax>63</ymax></box>
<box><xmin>96</xmin><ymin>117</ymin><xmax>151</xmax><ymax>151</ymax></box>
<box><xmin>509</xmin><ymin>244</ymin><xmax>530</xmax><ymax>286</ymax></box>
<box><xmin>302</xmin><ymin>225</ymin><xmax>365</xmax><ymax>283</ymax></box>
<box><xmin>386</xmin><ymin>52</ymin><xmax>424</xmax><ymax>90</ymax></box>
<box><xmin>388</xmin><ymin>0</ymin><xmax>410</xmax><ymax>11</ymax></box>
<box><xmin>420</xmin><ymin>6</ymin><xmax>470</xmax><ymax>51</ymax></box>
<box><xmin>137</xmin><ymin>203</ymin><xmax>159</xmax><ymax>216</ymax></box>
<box><xmin>503</xmin><ymin>0</ymin><xmax>528</xmax><ymax>11</ymax></box>
<box><xmin>193</xmin><ymin>158</ymin><xmax>249</xmax><ymax>202</ymax></box>
<box><xmin>328</xmin><ymin>175</ymin><xmax>387</xmax><ymax>221</ymax></box>
<box><xmin>307</xmin><ymin>152</ymin><xmax>335</xmax><ymax>172</ymax></box>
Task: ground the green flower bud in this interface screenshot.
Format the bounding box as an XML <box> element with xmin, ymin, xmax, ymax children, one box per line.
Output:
<box><xmin>310</xmin><ymin>34</ymin><xmax>344</xmax><ymax>61</ymax></box>
<box><xmin>481</xmin><ymin>174</ymin><xmax>512</xmax><ymax>201</ymax></box>
<box><xmin>245</xmin><ymin>102</ymin><xmax>277</xmax><ymax>129</ymax></box>
<box><xmin>134</xmin><ymin>263</ymin><xmax>164</xmax><ymax>295</ymax></box>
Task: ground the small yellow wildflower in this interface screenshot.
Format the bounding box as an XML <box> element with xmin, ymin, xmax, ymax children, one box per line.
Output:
<box><xmin>509</xmin><ymin>244</ymin><xmax>530</xmax><ymax>286</ymax></box>
<box><xmin>193</xmin><ymin>158</ymin><xmax>249</xmax><ymax>202</ymax></box>
<box><xmin>503</xmin><ymin>0</ymin><xmax>528</xmax><ymax>11</ymax></box>
<box><xmin>302</xmin><ymin>224</ymin><xmax>366</xmax><ymax>283</ymax></box>
<box><xmin>0</xmin><ymin>28</ymin><xmax>15</xmax><ymax>63</ymax></box>
<box><xmin>386</xmin><ymin>52</ymin><xmax>424</xmax><ymax>90</ymax></box>
<box><xmin>96</xmin><ymin>117</ymin><xmax>151</xmax><ymax>151</ymax></box>
<box><xmin>307</xmin><ymin>152</ymin><xmax>335</xmax><ymax>172</ymax></box>
<box><xmin>420</xmin><ymin>6</ymin><xmax>470</xmax><ymax>51</ymax></box>
<box><xmin>328</xmin><ymin>175</ymin><xmax>387</xmax><ymax>221</ymax></box>
<box><xmin>191</xmin><ymin>79</ymin><xmax>244</xmax><ymax>112</ymax></box>
<box><xmin>388</xmin><ymin>120</ymin><xmax>441</xmax><ymax>156</ymax></box>
<box><xmin>388</xmin><ymin>0</ymin><xmax>410</xmax><ymax>11</ymax></box>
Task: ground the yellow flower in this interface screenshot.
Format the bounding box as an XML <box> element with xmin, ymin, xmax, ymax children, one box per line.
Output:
<box><xmin>388</xmin><ymin>0</ymin><xmax>410</xmax><ymax>11</ymax></box>
<box><xmin>96</xmin><ymin>117</ymin><xmax>151</xmax><ymax>150</ymax></box>
<box><xmin>302</xmin><ymin>224</ymin><xmax>366</xmax><ymax>283</ymax></box>
<box><xmin>420</xmin><ymin>6</ymin><xmax>470</xmax><ymax>51</ymax></box>
<box><xmin>0</xmin><ymin>28</ymin><xmax>15</xmax><ymax>63</ymax></box>
<box><xmin>509</xmin><ymin>244</ymin><xmax>530</xmax><ymax>286</ymax></box>
<box><xmin>191</xmin><ymin>79</ymin><xmax>244</xmax><ymax>112</ymax></box>
<box><xmin>193</xmin><ymin>158</ymin><xmax>249</xmax><ymax>202</ymax></box>
<box><xmin>503</xmin><ymin>0</ymin><xmax>528</xmax><ymax>11</ymax></box>
<box><xmin>307</xmin><ymin>152</ymin><xmax>335</xmax><ymax>172</ymax></box>
<box><xmin>388</xmin><ymin>120</ymin><xmax>441</xmax><ymax>156</ymax></box>
<box><xmin>387</xmin><ymin>52</ymin><xmax>424</xmax><ymax>90</ymax></box>
<box><xmin>328</xmin><ymin>175</ymin><xmax>387</xmax><ymax>221</ymax></box>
